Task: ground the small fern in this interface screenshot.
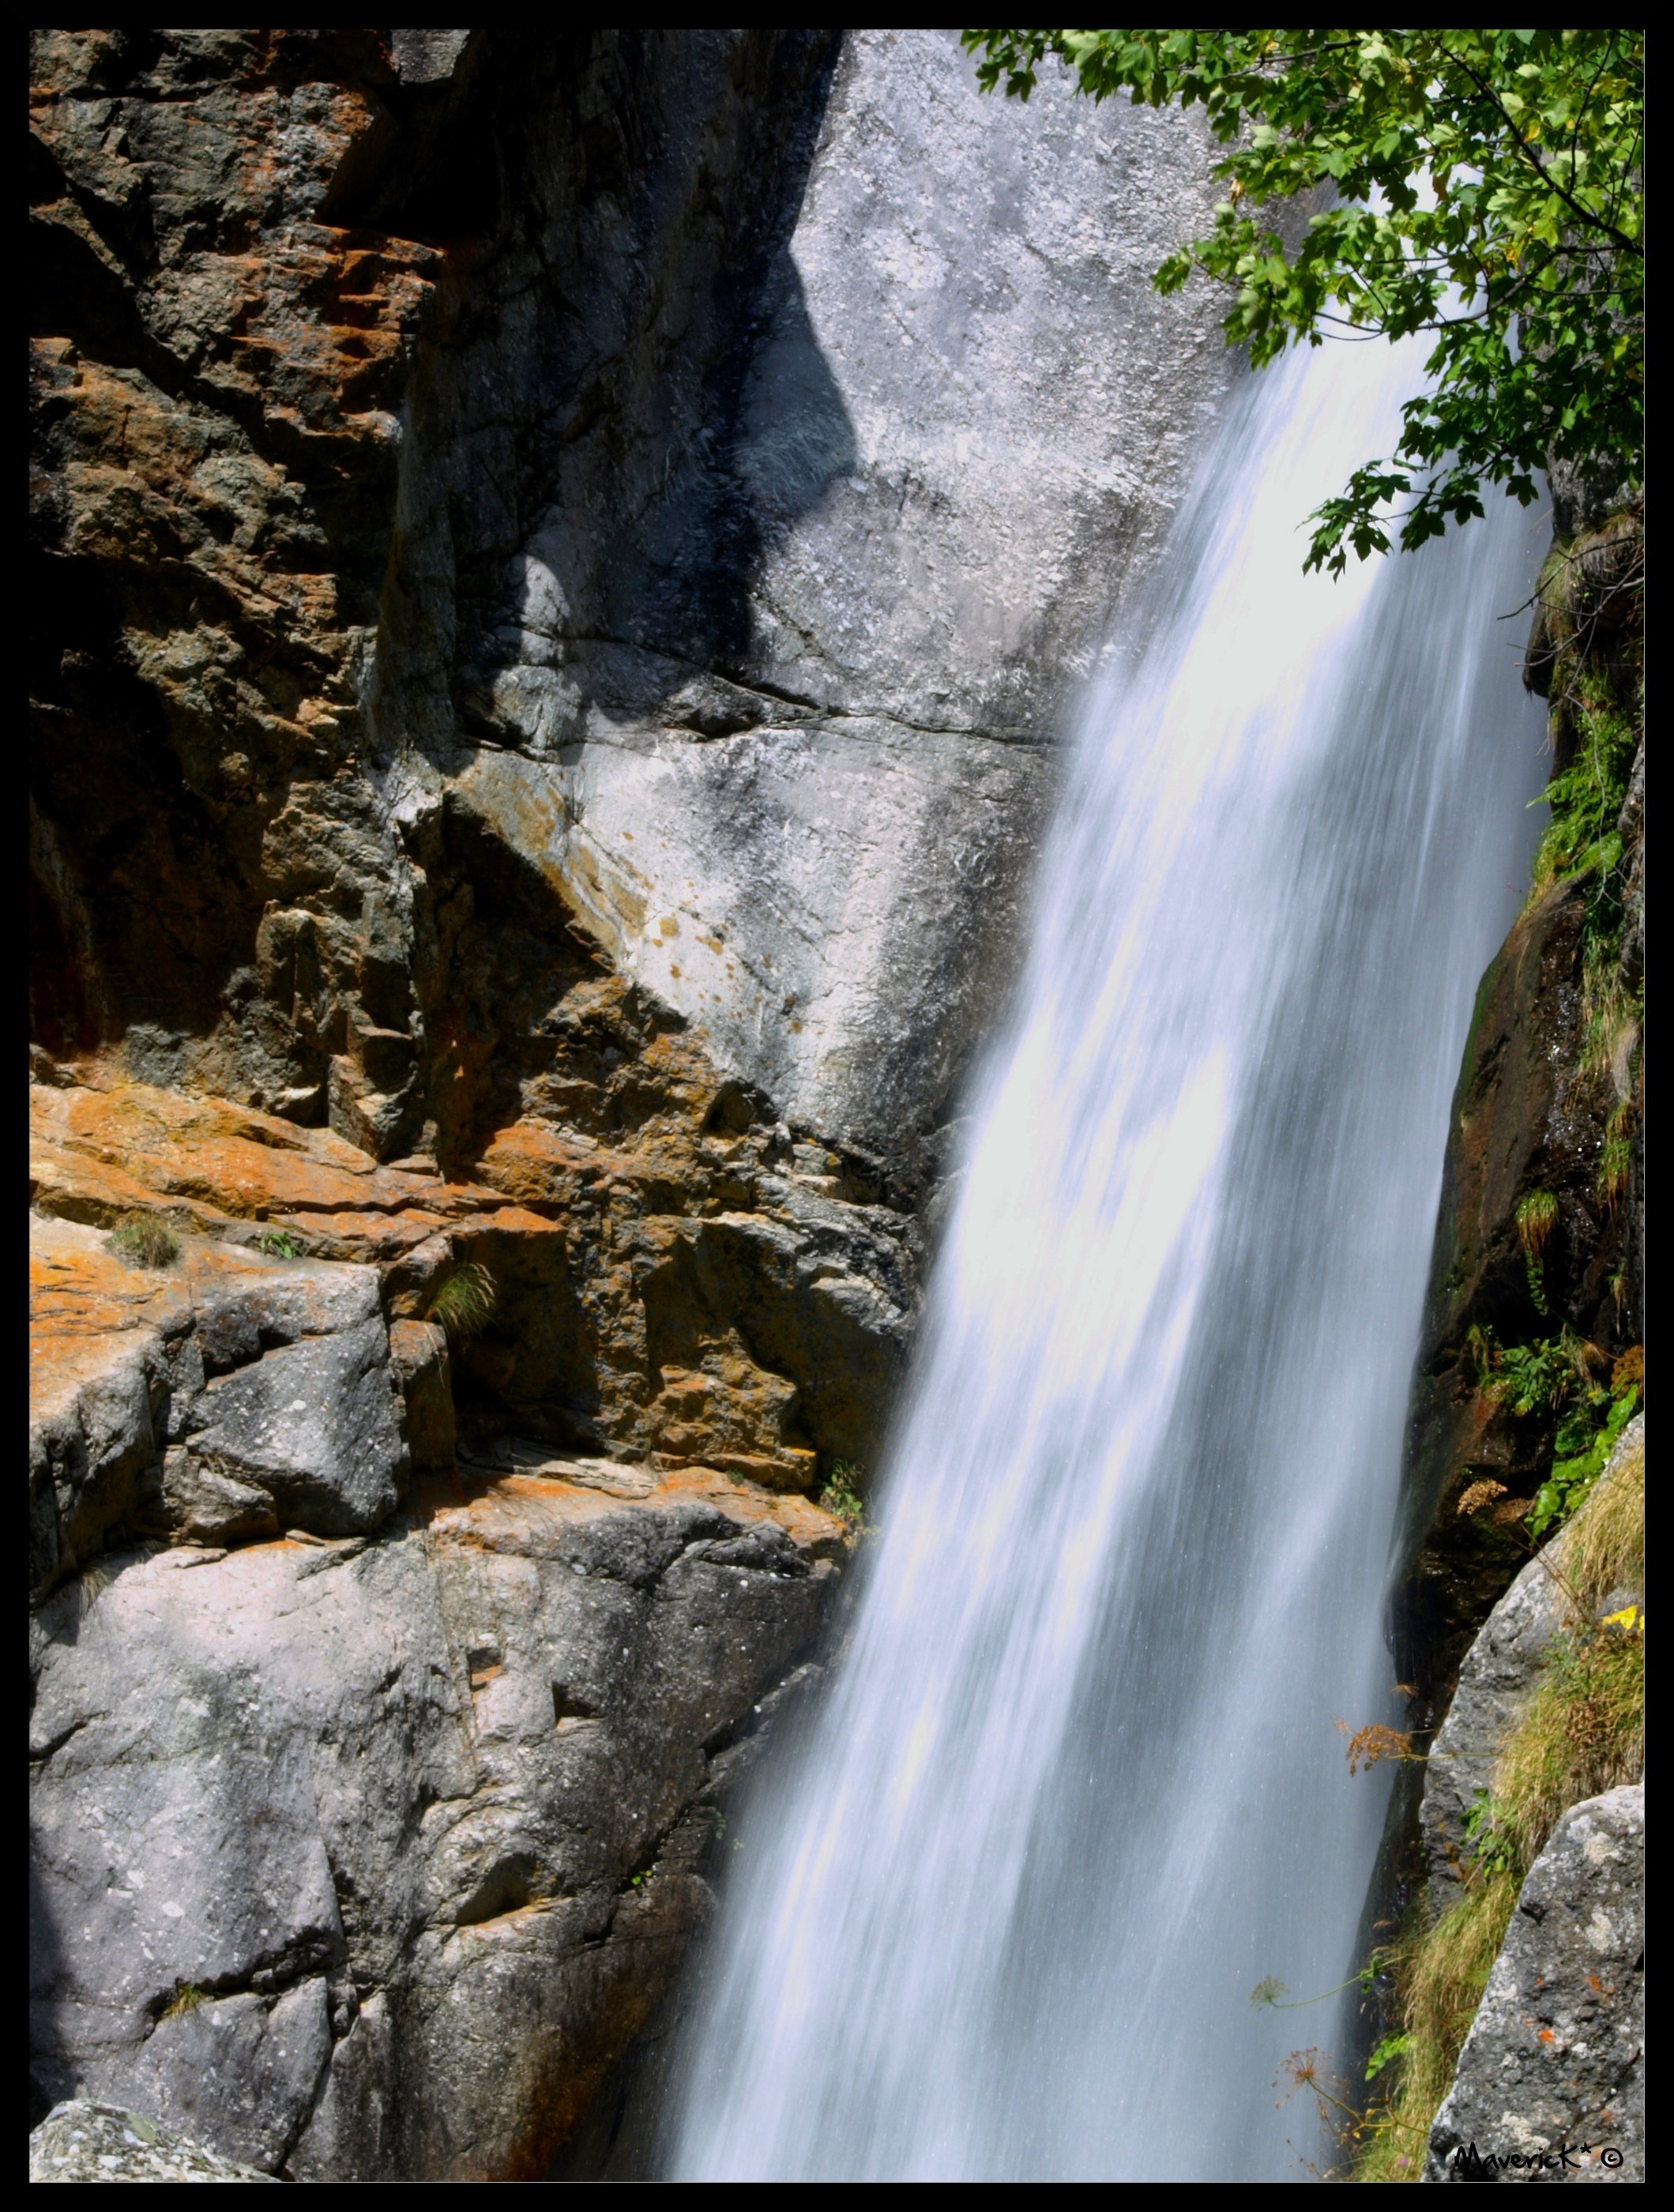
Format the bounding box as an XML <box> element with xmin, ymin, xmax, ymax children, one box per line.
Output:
<box><xmin>1595</xmin><ymin>1097</ymin><xmax>1635</xmax><ymax>1213</ymax></box>
<box><xmin>818</xmin><ymin>1460</ymin><xmax>868</xmax><ymax>1529</ymax></box>
<box><xmin>1514</xmin><ymin>1190</ymin><xmax>1559</xmax><ymax>1314</ymax></box>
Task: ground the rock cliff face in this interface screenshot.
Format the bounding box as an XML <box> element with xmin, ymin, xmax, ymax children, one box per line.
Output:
<box><xmin>1393</xmin><ymin>491</ymin><xmax>1644</xmax><ymax>1724</ymax></box>
<box><xmin>31</xmin><ymin>24</ymin><xmax>1235</xmax><ymax>1484</ymax></box>
<box><xmin>1375</xmin><ymin>481</ymin><xmax>1643</xmax><ymax>2175</ymax></box>
<box><xmin>29</xmin><ymin>27</ymin><xmax>1236</xmax><ymax>2178</ymax></box>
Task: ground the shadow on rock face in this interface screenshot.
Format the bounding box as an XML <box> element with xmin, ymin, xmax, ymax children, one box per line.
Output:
<box><xmin>368</xmin><ymin>28</ymin><xmax>856</xmax><ymax>760</ymax></box>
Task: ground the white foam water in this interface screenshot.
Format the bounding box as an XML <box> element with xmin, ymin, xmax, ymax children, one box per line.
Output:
<box><xmin>664</xmin><ymin>325</ymin><xmax>1548</xmax><ymax>2181</ymax></box>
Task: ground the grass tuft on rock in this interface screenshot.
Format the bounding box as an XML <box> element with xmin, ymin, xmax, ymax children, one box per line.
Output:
<box><xmin>1562</xmin><ymin>1428</ymin><xmax>1643</xmax><ymax>1608</ymax></box>
<box><xmin>425</xmin><ymin>1260</ymin><xmax>497</xmax><ymax>1345</ymax></box>
<box><xmin>1352</xmin><ymin>1875</ymin><xmax>1517</xmax><ymax>2183</ymax></box>
<box><xmin>107</xmin><ymin>1211</ymin><xmax>180</xmax><ymax>1269</ymax></box>
<box><xmin>1493</xmin><ymin>1617</ymin><xmax>1643</xmax><ymax>1871</ymax></box>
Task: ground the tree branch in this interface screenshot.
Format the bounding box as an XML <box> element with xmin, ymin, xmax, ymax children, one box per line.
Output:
<box><xmin>1437</xmin><ymin>43</ymin><xmax>1643</xmax><ymax>257</ymax></box>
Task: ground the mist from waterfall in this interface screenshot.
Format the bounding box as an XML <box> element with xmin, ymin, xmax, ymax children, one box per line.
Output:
<box><xmin>663</xmin><ymin>323</ymin><xmax>1548</xmax><ymax>2181</ymax></box>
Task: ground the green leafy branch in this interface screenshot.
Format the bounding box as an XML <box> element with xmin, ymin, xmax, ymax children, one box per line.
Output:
<box><xmin>964</xmin><ymin>28</ymin><xmax>1643</xmax><ymax>573</ymax></box>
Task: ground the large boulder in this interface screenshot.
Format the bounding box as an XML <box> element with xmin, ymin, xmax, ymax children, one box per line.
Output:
<box><xmin>28</xmin><ymin>1211</ymin><xmax>406</xmax><ymax>1595</ymax></box>
<box><xmin>1425</xmin><ymin>1785</ymin><xmax>1643</xmax><ymax>2184</ymax></box>
<box><xmin>31</xmin><ymin>2100</ymin><xmax>278</xmax><ymax>2183</ymax></box>
<box><xmin>29</xmin><ymin>1463</ymin><xmax>849</xmax><ymax>2178</ymax></box>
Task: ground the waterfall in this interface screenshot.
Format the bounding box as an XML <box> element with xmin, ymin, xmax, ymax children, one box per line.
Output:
<box><xmin>664</xmin><ymin>325</ymin><xmax>1548</xmax><ymax>2181</ymax></box>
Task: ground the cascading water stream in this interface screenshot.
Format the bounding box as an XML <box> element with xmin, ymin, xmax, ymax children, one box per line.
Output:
<box><xmin>664</xmin><ymin>322</ymin><xmax>1548</xmax><ymax>2181</ymax></box>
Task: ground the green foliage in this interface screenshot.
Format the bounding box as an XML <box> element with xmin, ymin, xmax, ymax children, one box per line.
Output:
<box><xmin>254</xmin><ymin>1228</ymin><xmax>302</xmax><ymax>1260</ymax></box>
<box><xmin>1471</xmin><ymin>1323</ymin><xmax>1586</xmax><ymax>1420</ymax></box>
<box><xmin>1526</xmin><ymin>683</ymin><xmax>1642</xmax><ymax>1093</ymax></box>
<box><xmin>1527</xmin><ymin>691</ymin><xmax>1638</xmax><ymax>912</ymax></box>
<box><xmin>819</xmin><ymin>1460</ymin><xmax>868</xmax><ymax>1529</ymax></box>
<box><xmin>1459</xmin><ymin>1789</ymin><xmax>1516</xmax><ymax>1881</ymax></box>
<box><xmin>1468</xmin><ymin>1322</ymin><xmax>1638</xmax><ymax>1543</ymax></box>
<box><xmin>1364</xmin><ymin>2032</ymin><xmax>1413</xmax><ymax>2084</ymax></box>
<box><xmin>162</xmin><ymin>1983</ymin><xmax>209</xmax><ymax>2018</ymax></box>
<box><xmin>1529</xmin><ymin>1379</ymin><xmax>1638</xmax><ymax>1540</ymax></box>
<box><xmin>424</xmin><ymin>1260</ymin><xmax>498</xmax><ymax>1345</ymax></box>
<box><xmin>107</xmin><ymin>1211</ymin><xmax>180</xmax><ymax>1269</ymax></box>
<box><xmin>963</xmin><ymin>28</ymin><xmax>1643</xmax><ymax>574</ymax></box>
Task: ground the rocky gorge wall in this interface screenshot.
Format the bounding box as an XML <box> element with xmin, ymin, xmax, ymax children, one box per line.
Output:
<box><xmin>1366</xmin><ymin>476</ymin><xmax>1645</xmax><ymax>2180</ymax></box>
<box><xmin>30</xmin><ymin>24</ymin><xmax>1236</xmax><ymax>1487</ymax></box>
<box><xmin>28</xmin><ymin>28</ymin><xmax>1238</xmax><ymax>2179</ymax></box>
<box><xmin>34</xmin><ymin>26</ymin><xmax>1640</xmax><ymax>2184</ymax></box>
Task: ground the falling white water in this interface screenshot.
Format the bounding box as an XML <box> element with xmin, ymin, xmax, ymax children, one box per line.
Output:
<box><xmin>664</xmin><ymin>327</ymin><xmax>1547</xmax><ymax>2181</ymax></box>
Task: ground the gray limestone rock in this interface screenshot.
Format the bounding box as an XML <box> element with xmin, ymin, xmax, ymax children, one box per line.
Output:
<box><xmin>379</xmin><ymin>27</ymin><xmax>1238</xmax><ymax>1179</ymax></box>
<box><xmin>175</xmin><ymin>1318</ymin><xmax>408</xmax><ymax>1537</ymax></box>
<box><xmin>28</xmin><ymin>27</ymin><xmax>1251</xmax><ymax>2179</ymax></box>
<box><xmin>29</xmin><ymin>1329</ymin><xmax>163</xmax><ymax>1604</ymax></box>
<box><xmin>1425</xmin><ymin>1785</ymin><xmax>1643</xmax><ymax>2184</ymax></box>
<box><xmin>30</xmin><ymin>2099</ymin><xmax>279</xmax><ymax>2183</ymax></box>
<box><xmin>29</xmin><ymin>1475</ymin><xmax>847</xmax><ymax>2178</ymax></box>
<box><xmin>29</xmin><ymin>1212</ymin><xmax>411</xmax><ymax>1593</ymax></box>
<box><xmin>388</xmin><ymin>1318</ymin><xmax>456</xmax><ymax>1471</ymax></box>
<box><xmin>29</xmin><ymin>1216</ymin><xmax>411</xmax><ymax>1579</ymax></box>
<box><xmin>389</xmin><ymin>28</ymin><xmax>471</xmax><ymax>84</ymax></box>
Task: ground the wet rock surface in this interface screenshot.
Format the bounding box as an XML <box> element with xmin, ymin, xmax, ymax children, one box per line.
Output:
<box><xmin>1394</xmin><ymin>479</ymin><xmax>1643</xmax><ymax>1729</ymax></box>
<box><xmin>1393</xmin><ymin>877</ymin><xmax>1629</xmax><ymax>1716</ymax></box>
<box><xmin>1425</xmin><ymin>1785</ymin><xmax>1644</xmax><ymax>2184</ymax></box>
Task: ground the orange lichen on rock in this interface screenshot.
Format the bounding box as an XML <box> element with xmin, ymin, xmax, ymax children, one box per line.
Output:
<box><xmin>29</xmin><ymin>1074</ymin><xmax>495</xmax><ymax>1254</ymax></box>
<box><xmin>416</xmin><ymin>1458</ymin><xmax>849</xmax><ymax>1564</ymax></box>
<box><xmin>28</xmin><ymin>1064</ymin><xmax>902</xmax><ymax>1491</ymax></box>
